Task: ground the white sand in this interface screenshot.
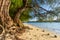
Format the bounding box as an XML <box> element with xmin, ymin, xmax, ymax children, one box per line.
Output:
<box><xmin>16</xmin><ymin>23</ymin><xmax>60</xmax><ymax>40</ymax></box>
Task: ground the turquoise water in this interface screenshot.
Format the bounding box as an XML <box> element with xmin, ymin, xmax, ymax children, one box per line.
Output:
<box><xmin>26</xmin><ymin>22</ymin><xmax>60</xmax><ymax>34</ymax></box>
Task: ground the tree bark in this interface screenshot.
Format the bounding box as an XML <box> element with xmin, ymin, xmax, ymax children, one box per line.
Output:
<box><xmin>13</xmin><ymin>8</ymin><xmax>25</xmax><ymax>28</ymax></box>
<box><xmin>0</xmin><ymin>0</ymin><xmax>14</xmax><ymax>28</ymax></box>
<box><xmin>0</xmin><ymin>0</ymin><xmax>15</xmax><ymax>40</ymax></box>
<box><xmin>13</xmin><ymin>0</ymin><xmax>30</xmax><ymax>28</ymax></box>
<box><xmin>0</xmin><ymin>0</ymin><xmax>29</xmax><ymax>40</ymax></box>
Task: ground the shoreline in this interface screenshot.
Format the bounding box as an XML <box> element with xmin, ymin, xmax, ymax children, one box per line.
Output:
<box><xmin>18</xmin><ymin>23</ymin><xmax>60</xmax><ymax>40</ymax></box>
<box><xmin>24</xmin><ymin>23</ymin><xmax>60</xmax><ymax>34</ymax></box>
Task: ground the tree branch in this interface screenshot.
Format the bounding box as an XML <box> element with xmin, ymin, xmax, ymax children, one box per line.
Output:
<box><xmin>13</xmin><ymin>0</ymin><xmax>31</xmax><ymax>27</ymax></box>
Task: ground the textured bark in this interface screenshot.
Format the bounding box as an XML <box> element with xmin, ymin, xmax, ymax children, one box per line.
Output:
<box><xmin>13</xmin><ymin>0</ymin><xmax>29</xmax><ymax>28</ymax></box>
<box><xmin>0</xmin><ymin>0</ymin><xmax>28</xmax><ymax>40</ymax></box>
<box><xmin>0</xmin><ymin>0</ymin><xmax>16</xmax><ymax>40</ymax></box>
<box><xmin>0</xmin><ymin>0</ymin><xmax>14</xmax><ymax>28</ymax></box>
<box><xmin>14</xmin><ymin>8</ymin><xmax>24</xmax><ymax>28</ymax></box>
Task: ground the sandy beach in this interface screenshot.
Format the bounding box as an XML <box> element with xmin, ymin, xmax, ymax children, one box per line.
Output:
<box><xmin>16</xmin><ymin>23</ymin><xmax>60</xmax><ymax>40</ymax></box>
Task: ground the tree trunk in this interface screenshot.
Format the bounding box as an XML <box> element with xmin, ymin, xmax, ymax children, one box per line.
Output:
<box><xmin>0</xmin><ymin>0</ymin><xmax>15</xmax><ymax>40</ymax></box>
<box><xmin>0</xmin><ymin>0</ymin><xmax>21</xmax><ymax>40</ymax></box>
<box><xmin>0</xmin><ymin>0</ymin><xmax>27</xmax><ymax>40</ymax></box>
<box><xmin>13</xmin><ymin>9</ymin><xmax>24</xmax><ymax>28</ymax></box>
<box><xmin>0</xmin><ymin>0</ymin><xmax>14</xmax><ymax>28</ymax></box>
<box><xmin>0</xmin><ymin>0</ymin><xmax>25</xmax><ymax>31</ymax></box>
<box><xmin>13</xmin><ymin>0</ymin><xmax>29</xmax><ymax>28</ymax></box>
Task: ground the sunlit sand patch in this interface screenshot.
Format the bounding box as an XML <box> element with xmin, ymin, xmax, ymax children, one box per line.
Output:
<box><xmin>17</xmin><ymin>23</ymin><xmax>60</xmax><ymax>40</ymax></box>
<box><xmin>6</xmin><ymin>23</ymin><xmax>60</xmax><ymax>40</ymax></box>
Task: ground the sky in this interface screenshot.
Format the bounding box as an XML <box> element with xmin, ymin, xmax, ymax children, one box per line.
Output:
<box><xmin>29</xmin><ymin>4</ymin><xmax>52</xmax><ymax>21</ymax></box>
<box><xmin>29</xmin><ymin>17</ymin><xmax>38</xmax><ymax>21</ymax></box>
<box><xmin>29</xmin><ymin>0</ymin><xmax>60</xmax><ymax>21</ymax></box>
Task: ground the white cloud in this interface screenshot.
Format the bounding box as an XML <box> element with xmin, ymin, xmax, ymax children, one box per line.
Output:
<box><xmin>53</xmin><ymin>16</ymin><xmax>57</xmax><ymax>20</ymax></box>
<box><xmin>29</xmin><ymin>17</ymin><xmax>38</xmax><ymax>21</ymax></box>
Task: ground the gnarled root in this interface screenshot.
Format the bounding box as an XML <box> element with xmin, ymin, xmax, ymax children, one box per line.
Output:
<box><xmin>0</xmin><ymin>25</ymin><xmax>5</xmax><ymax>40</ymax></box>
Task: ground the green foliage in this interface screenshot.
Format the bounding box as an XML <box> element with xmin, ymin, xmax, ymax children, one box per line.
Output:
<box><xmin>9</xmin><ymin>0</ymin><xmax>23</xmax><ymax>17</ymax></box>
<box><xmin>20</xmin><ymin>8</ymin><xmax>32</xmax><ymax>21</ymax></box>
<box><xmin>9</xmin><ymin>0</ymin><xmax>32</xmax><ymax>21</ymax></box>
<box><xmin>28</xmin><ymin>0</ymin><xmax>32</xmax><ymax>4</ymax></box>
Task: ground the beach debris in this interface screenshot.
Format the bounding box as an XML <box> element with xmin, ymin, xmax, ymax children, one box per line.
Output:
<box><xmin>42</xmin><ymin>30</ymin><xmax>45</xmax><ymax>32</ymax></box>
<box><xmin>54</xmin><ymin>35</ymin><xmax>57</xmax><ymax>38</ymax></box>
<box><xmin>46</xmin><ymin>33</ymin><xmax>50</xmax><ymax>35</ymax></box>
<box><xmin>22</xmin><ymin>26</ymin><xmax>30</xmax><ymax>29</ymax></box>
<box><xmin>41</xmin><ymin>33</ymin><xmax>50</xmax><ymax>36</ymax></box>
<box><xmin>51</xmin><ymin>35</ymin><xmax>57</xmax><ymax>38</ymax></box>
<box><xmin>42</xmin><ymin>33</ymin><xmax>57</xmax><ymax>38</ymax></box>
<box><xmin>36</xmin><ymin>29</ymin><xmax>39</xmax><ymax>31</ymax></box>
<box><xmin>23</xmin><ymin>26</ymin><xmax>33</xmax><ymax>30</ymax></box>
